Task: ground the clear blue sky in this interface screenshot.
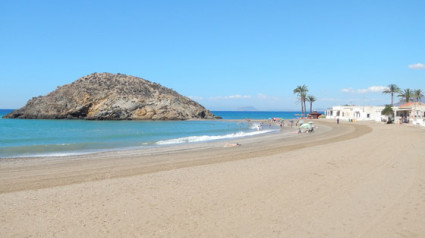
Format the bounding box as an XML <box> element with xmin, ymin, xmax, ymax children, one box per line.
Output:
<box><xmin>1</xmin><ymin>0</ymin><xmax>424</xmax><ymax>111</ymax></box>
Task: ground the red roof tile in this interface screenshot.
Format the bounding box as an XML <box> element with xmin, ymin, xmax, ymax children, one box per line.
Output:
<box><xmin>398</xmin><ymin>102</ymin><xmax>415</xmax><ymax>108</ymax></box>
<box><xmin>398</xmin><ymin>102</ymin><xmax>425</xmax><ymax>108</ymax></box>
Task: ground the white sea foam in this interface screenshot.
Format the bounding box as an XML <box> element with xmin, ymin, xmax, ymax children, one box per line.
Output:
<box><xmin>250</xmin><ymin>123</ymin><xmax>261</xmax><ymax>130</ymax></box>
<box><xmin>0</xmin><ymin>151</ymin><xmax>89</xmax><ymax>159</ymax></box>
<box><xmin>155</xmin><ymin>129</ymin><xmax>276</xmax><ymax>145</ymax></box>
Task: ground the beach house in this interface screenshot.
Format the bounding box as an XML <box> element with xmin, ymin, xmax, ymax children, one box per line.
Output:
<box><xmin>326</xmin><ymin>103</ymin><xmax>425</xmax><ymax>126</ymax></box>
<box><xmin>325</xmin><ymin>105</ymin><xmax>385</xmax><ymax>122</ymax></box>
<box><xmin>394</xmin><ymin>102</ymin><xmax>425</xmax><ymax>126</ymax></box>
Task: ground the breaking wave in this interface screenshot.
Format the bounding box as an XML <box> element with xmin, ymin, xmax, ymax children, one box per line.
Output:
<box><xmin>155</xmin><ymin>129</ymin><xmax>276</xmax><ymax>145</ymax></box>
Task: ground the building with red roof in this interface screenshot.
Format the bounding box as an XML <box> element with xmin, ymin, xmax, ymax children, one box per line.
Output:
<box><xmin>394</xmin><ymin>102</ymin><xmax>425</xmax><ymax>126</ymax></box>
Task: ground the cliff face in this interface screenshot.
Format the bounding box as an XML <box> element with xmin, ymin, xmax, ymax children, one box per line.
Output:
<box><xmin>3</xmin><ymin>73</ymin><xmax>215</xmax><ymax>120</ymax></box>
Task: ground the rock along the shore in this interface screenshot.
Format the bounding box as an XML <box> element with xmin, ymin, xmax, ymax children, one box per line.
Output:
<box><xmin>3</xmin><ymin>73</ymin><xmax>216</xmax><ymax>120</ymax></box>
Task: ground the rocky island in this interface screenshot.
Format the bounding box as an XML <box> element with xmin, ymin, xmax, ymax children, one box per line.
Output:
<box><xmin>3</xmin><ymin>73</ymin><xmax>215</xmax><ymax>120</ymax></box>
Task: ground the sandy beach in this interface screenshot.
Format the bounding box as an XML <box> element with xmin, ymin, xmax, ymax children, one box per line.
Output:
<box><xmin>1</xmin><ymin>120</ymin><xmax>425</xmax><ymax>237</ymax></box>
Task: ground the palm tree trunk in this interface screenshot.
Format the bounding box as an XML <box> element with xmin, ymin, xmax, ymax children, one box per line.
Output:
<box><xmin>301</xmin><ymin>99</ymin><xmax>304</xmax><ymax>118</ymax></box>
<box><xmin>301</xmin><ymin>101</ymin><xmax>304</xmax><ymax>118</ymax></box>
<box><xmin>391</xmin><ymin>92</ymin><xmax>393</xmax><ymax>106</ymax></box>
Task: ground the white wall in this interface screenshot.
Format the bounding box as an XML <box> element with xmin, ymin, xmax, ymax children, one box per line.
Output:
<box><xmin>326</xmin><ymin>106</ymin><xmax>384</xmax><ymax>121</ymax></box>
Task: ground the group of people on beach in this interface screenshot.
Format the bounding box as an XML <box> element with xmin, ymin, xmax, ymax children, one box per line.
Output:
<box><xmin>245</xmin><ymin>118</ymin><xmax>317</xmax><ymax>135</ymax></box>
<box><xmin>297</xmin><ymin>125</ymin><xmax>315</xmax><ymax>134</ymax></box>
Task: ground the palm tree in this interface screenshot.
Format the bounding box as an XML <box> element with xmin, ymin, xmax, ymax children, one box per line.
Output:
<box><xmin>301</xmin><ymin>91</ymin><xmax>308</xmax><ymax>118</ymax></box>
<box><xmin>413</xmin><ymin>89</ymin><xmax>424</xmax><ymax>102</ymax></box>
<box><xmin>306</xmin><ymin>95</ymin><xmax>316</xmax><ymax>113</ymax></box>
<box><xmin>293</xmin><ymin>85</ymin><xmax>309</xmax><ymax>118</ymax></box>
<box><xmin>398</xmin><ymin>88</ymin><xmax>413</xmax><ymax>103</ymax></box>
<box><xmin>293</xmin><ymin>86</ymin><xmax>304</xmax><ymax>117</ymax></box>
<box><xmin>382</xmin><ymin>84</ymin><xmax>400</xmax><ymax>106</ymax></box>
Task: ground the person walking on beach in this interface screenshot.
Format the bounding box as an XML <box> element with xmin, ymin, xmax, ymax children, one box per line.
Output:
<box><xmin>337</xmin><ymin>118</ymin><xmax>340</xmax><ymax>124</ymax></box>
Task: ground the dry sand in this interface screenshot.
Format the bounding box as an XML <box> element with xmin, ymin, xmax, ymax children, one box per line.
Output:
<box><xmin>1</xmin><ymin>120</ymin><xmax>425</xmax><ymax>237</ymax></box>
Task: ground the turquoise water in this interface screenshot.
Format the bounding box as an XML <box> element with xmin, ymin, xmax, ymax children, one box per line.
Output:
<box><xmin>214</xmin><ymin>111</ymin><xmax>302</xmax><ymax>120</ymax></box>
<box><xmin>1</xmin><ymin>110</ymin><xmax>306</xmax><ymax>158</ymax></box>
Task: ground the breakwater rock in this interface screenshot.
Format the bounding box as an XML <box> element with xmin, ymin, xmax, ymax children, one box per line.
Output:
<box><xmin>4</xmin><ymin>73</ymin><xmax>215</xmax><ymax>120</ymax></box>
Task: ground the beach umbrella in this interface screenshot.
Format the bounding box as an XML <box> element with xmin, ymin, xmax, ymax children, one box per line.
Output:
<box><xmin>300</xmin><ymin>123</ymin><xmax>312</xmax><ymax>128</ymax></box>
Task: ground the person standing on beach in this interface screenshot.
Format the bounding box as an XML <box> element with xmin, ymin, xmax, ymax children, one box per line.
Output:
<box><xmin>337</xmin><ymin>118</ymin><xmax>340</xmax><ymax>124</ymax></box>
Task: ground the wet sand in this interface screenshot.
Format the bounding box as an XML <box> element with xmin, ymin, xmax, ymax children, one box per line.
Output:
<box><xmin>1</xmin><ymin>120</ymin><xmax>425</xmax><ymax>237</ymax></box>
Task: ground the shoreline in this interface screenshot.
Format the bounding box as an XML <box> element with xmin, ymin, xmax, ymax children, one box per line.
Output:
<box><xmin>0</xmin><ymin>118</ymin><xmax>283</xmax><ymax>159</ymax></box>
<box><xmin>0</xmin><ymin>117</ymin><xmax>302</xmax><ymax>160</ymax></box>
<box><xmin>1</xmin><ymin>120</ymin><xmax>358</xmax><ymax>193</ymax></box>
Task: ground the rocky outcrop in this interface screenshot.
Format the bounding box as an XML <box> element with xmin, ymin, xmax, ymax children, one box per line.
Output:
<box><xmin>3</xmin><ymin>73</ymin><xmax>216</xmax><ymax>120</ymax></box>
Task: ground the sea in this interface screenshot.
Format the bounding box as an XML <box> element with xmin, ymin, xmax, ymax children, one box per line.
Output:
<box><xmin>0</xmin><ymin>110</ymin><xmax>304</xmax><ymax>158</ymax></box>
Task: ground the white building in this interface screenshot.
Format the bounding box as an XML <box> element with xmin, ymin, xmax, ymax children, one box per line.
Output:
<box><xmin>326</xmin><ymin>103</ymin><xmax>425</xmax><ymax>126</ymax></box>
<box><xmin>325</xmin><ymin>105</ymin><xmax>385</xmax><ymax>122</ymax></box>
<box><xmin>394</xmin><ymin>102</ymin><xmax>425</xmax><ymax>126</ymax></box>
